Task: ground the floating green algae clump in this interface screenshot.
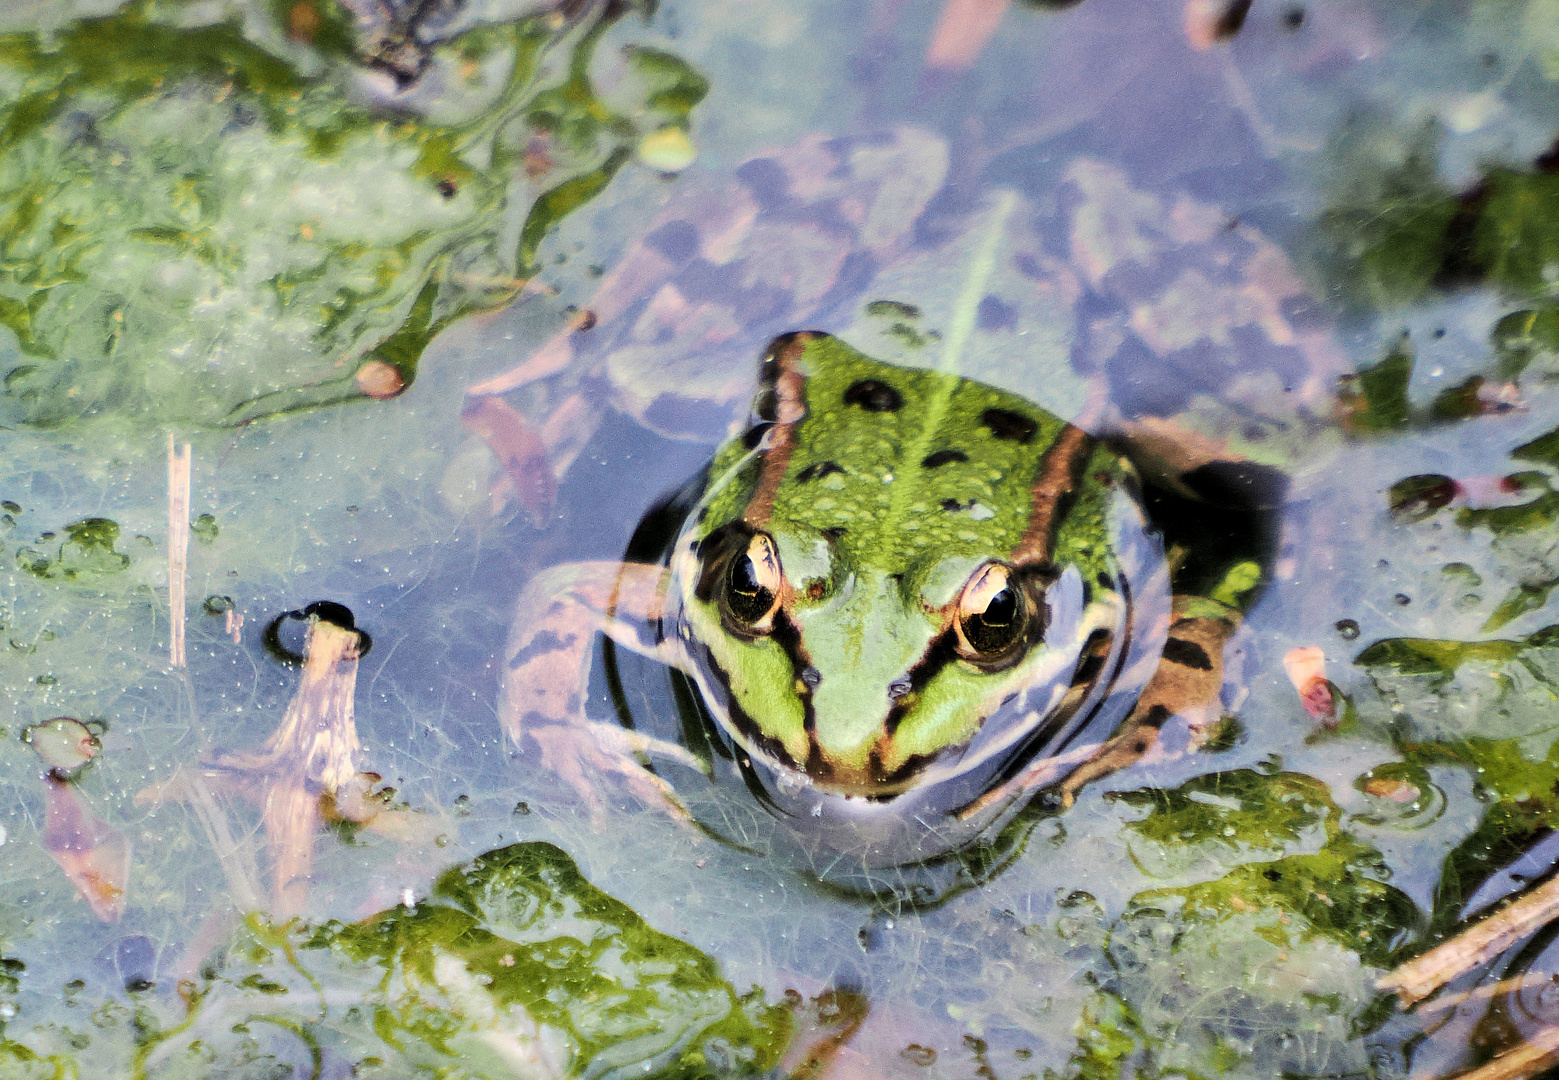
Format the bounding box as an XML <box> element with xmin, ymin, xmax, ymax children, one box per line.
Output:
<box><xmin>0</xmin><ymin>0</ymin><xmax>704</xmax><ymax>428</ymax></box>
<box><xmin>1358</xmin><ymin>623</ymin><xmax>1559</xmax><ymax>936</ymax></box>
<box><xmin>2</xmin><ymin>843</ymin><xmax>788</xmax><ymax>1078</ymax></box>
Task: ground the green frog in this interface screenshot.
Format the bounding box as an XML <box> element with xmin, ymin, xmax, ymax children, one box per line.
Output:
<box><xmin>501</xmin><ymin>329</ymin><xmax>1278</xmax><ymax>870</ymax></box>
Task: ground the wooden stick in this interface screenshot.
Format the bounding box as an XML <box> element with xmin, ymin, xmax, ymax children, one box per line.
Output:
<box><xmin>1414</xmin><ymin>971</ymin><xmax>1552</xmax><ymax>1018</ymax></box>
<box><xmin>1379</xmin><ymin>874</ymin><xmax>1559</xmax><ymax>1007</ymax></box>
<box><xmin>167</xmin><ymin>434</ymin><xmax>192</xmax><ymax>668</ymax></box>
<box><xmin>1448</xmin><ymin>1024</ymin><xmax>1559</xmax><ymax>1080</ymax></box>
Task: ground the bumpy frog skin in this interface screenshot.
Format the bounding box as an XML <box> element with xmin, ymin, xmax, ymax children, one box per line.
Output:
<box><xmin>502</xmin><ymin>332</ymin><xmax>1257</xmax><ymax>869</ymax></box>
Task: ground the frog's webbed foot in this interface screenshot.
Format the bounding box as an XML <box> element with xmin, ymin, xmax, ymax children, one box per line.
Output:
<box><xmin>1057</xmin><ymin>607</ymin><xmax>1237</xmax><ymax>806</ymax></box>
<box><xmin>528</xmin><ymin>721</ymin><xmax>696</xmax><ymax>823</ymax></box>
<box><xmin>504</xmin><ymin>561</ymin><xmax>704</xmax><ymax>825</ymax></box>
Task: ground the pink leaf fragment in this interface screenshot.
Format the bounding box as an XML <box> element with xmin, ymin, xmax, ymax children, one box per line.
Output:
<box><xmin>924</xmin><ymin>0</ymin><xmax>1011</xmax><ymax>73</ymax></box>
<box><xmin>1283</xmin><ymin>646</ymin><xmax>1336</xmax><ymax>724</ymax></box>
<box><xmin>42</xmin><ymin>777</ymin><xmax>130</xmax><ymax>922</ymax></box>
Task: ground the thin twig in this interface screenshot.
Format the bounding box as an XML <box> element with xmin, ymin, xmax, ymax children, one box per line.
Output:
<box><xmin>1448</xmin><ymin>1024</ymin><xmax>1559</xmax><ymax>1080</ymax></box>
<box><xmin>167</xmin><ymin>434</ymin><xmax>192</xmax><ymax>668</ymax></box>
<box><xmin>1415</xmin><ymin>971</ymin><xmax>1553</xmax><ymax>1018</ymax></box>
<box><xmin>1380</xmin><ymin>874</ymin><xmax>1559</xmax><ymax>1007</ymax></box>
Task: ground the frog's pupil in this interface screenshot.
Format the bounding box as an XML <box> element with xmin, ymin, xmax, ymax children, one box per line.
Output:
<box><xmin>733</xmin><ymin>555</ymin><xmax>762</xmax><ymax>594</ymax></box>
<box><xmin>727</xmin><ymin>554</ymin><xmax>774</xmax><ymax>623</ymax></box>
<box><xmin>981</xmin><ymin>588</ymin><xmax>1015</xmax><ymax>627</ymax></box>
<box><xmin>963</xmin><ymin>587</ymin><xmax>1020</xmax><ymax>653</ymax></box>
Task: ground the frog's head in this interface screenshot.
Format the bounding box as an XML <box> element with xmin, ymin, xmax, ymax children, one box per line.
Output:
<box><xmin>672</xmin><ymin>332</ymin><xmax>1131</xmax><ymax>799</ymax></box>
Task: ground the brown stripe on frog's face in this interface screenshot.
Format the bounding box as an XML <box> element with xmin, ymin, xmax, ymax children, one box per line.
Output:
<box><xmin>681</xmin><ymin>333</ymin><xmax>1122</xmax><ymax>796</ymax></box>
<box><xmin>739</xmin><ymin>330</ymin><xmax>815</xmax><ymax>531</ymax></box>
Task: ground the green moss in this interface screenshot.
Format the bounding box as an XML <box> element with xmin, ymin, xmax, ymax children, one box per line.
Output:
<box><xmin>0</xmin><ymin>0</ymin><xmax>704</xmax><ymax>428</ymax></box>
<box><xmin>1114</xmin><ymin>769</ymin><xmax>1415</xmax><ymax>966</ymax></box>
<box><xmin>1359</xmin><ymin>623</ymin><xmax>1559</xmax><ymax>940</ymax></box>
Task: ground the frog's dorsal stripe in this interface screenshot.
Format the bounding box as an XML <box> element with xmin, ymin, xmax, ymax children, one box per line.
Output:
<box><xmin>1012</xmin><ymin>423</ymin><xmax>1096</xmax><ymax>567</ymax></box>
<box><xmin>739</xmin><ymin>331</ymin><xmax>813</xmax><ymax>531</ymax></box>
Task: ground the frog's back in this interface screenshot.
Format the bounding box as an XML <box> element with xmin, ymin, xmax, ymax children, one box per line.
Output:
<box><xmin>702</xmin><ymin>333</ymin><xmax>1118</xmax><ymax>578</ymax></box>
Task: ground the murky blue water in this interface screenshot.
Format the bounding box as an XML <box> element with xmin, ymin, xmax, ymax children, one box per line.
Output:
<box><xmin>3</xmin><ymin>0</ymin><xmax>1559</xmax><ymax>1076</ymax></box>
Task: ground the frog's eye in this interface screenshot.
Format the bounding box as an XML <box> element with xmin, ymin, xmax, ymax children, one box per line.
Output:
<box><xmin>952</xmin><ymin>563</ymin><xmax>1039</xmax><ymax>669</ymax></box>
<box><xmin>720</xmin><ymin>532</ymin><xmax>785</xmax><ymax>636</ymax></box>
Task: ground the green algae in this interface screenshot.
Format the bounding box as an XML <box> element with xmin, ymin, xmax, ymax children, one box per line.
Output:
<box><xmin>0</xmin><ymin>843</ymin><xmax>788</xmax><ymax>1079</ymax></box>
<box><xmin>0</xmin><ymin>0</ymin><xmax>704</xmax><ymax>428</ymax></box>
<box><xmin>1358</xmin><ymin>622</ymin><xmax>1559</xmax><ymax>941</ymax></box>
<box><xmin>16</xmin><ymin>518</ymin><xmax>130</xmax><ymax>581</ymax></box>
<box><xmin>1115</xmin><ymin>769</ymin><xmax>1416</xmax><ymax>966</ymax></box>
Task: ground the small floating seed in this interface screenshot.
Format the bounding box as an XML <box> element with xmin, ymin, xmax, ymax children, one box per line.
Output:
<box><xmin>356</xmin><ymin>359</ymin><xmax>405</xmax><ymax>400</ymax></box>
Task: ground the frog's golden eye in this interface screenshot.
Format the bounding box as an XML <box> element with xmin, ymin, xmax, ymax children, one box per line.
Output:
<box><xmin>952</xmin><ymin>563</ymin><xmax>1038</xmax><ymax>670</ymax></box>
<box><xmin>721</xmin><ymin>532</ymin><xmax>785</xmax><ymax>636</ymax></box>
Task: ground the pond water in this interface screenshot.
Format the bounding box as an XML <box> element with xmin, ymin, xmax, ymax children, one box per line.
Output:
<box><xmin>3</xmin><ymin>0</ymin><xmax>1559</xmax><ymax>1077</ymax></box>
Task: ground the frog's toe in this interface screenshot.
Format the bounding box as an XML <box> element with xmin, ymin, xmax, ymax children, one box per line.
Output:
<box><xmin>610</xmin><ymin>761</ymin><xmax>694</xmax><ymax>825</ymax></box>
<box><xmin>526</xmin><ymin>721</ymin><xmax>694</xmax><ymax>826</ymax></box>
<box><xmin>528</xmin><ymin>724</ymin><xmax>611</xmax><ymax>822</ymax></box>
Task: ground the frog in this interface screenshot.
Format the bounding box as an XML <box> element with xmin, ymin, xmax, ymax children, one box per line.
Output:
<box><xmin>500</xmin><ymin>328</ymin><xmax>1280</xmax><ymax>870</ymax></box>
<box><xmin>483</xmin><ymin>126</ymin><xmax>1340</xmax><ymax>872</ymax></box>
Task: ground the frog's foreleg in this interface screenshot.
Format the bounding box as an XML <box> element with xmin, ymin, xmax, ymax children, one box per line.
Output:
<box><xmin>503</xmin><ymin>561</ymin><xmax>704</xmax><ymax>823</ymax></box>
<box><xmin>1056</xmin><ymin>607</ymin><xmax>1237</xmax><ymax>805</ymax></box>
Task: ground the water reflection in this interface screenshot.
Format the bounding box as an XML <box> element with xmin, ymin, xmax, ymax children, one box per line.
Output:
<box><xmin>1</xmin><ymin>0</ymin><xmax>1559</xmax><ymax>1075</ymax></box>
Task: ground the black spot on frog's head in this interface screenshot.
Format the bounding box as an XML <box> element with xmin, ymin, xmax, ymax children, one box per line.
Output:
<box><xmin>797</xmin><ymin>461</ymin><xmax>845</xmax><ymax>482</ymax></box>
<box><xmin>921</xmin><ymin>449</ymin><xmax>968</xmax><ymax>469</ymax></box>
<box><xmin>979</xmin><ymin>408</ymin><xmax>1037</xmax><ymax>444</ymax></box>
<box><xmin>844</xmin><ymin>380</ymin><xmax>904</xmax><ymax>413</ymax></box>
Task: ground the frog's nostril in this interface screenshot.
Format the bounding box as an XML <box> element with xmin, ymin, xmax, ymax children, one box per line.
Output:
<box><xmin>888</xmin><ymin>676</ymin><xmax>913</xmax><ymax>700</ymax></box>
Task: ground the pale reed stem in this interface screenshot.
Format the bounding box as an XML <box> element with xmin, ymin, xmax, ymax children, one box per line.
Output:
<box><xmin>167</xmin><ymin>434</ymin><xmax>192</xmax><ymax>668</ymax></box>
